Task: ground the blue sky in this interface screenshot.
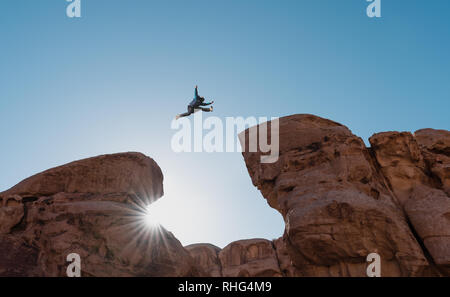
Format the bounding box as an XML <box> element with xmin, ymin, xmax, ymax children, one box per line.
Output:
<box><xmin>0</xmin><ymin>0</ymin><xmax>449</xmax><ymax>248</ymax></box>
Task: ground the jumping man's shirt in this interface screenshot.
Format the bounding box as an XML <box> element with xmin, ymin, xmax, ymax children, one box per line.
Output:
<box><xmin>189</xmin><ymin>87</ymin><xmax>201</xmax><ymax>108</ymax></box>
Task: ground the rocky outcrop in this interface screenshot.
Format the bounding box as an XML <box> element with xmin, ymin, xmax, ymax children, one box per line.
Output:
<box><xmin>370</xmin><ymin>129</ymin><xmax>450</xmax><ymax>274</ymax></box>
<box><xmin>218</xmin><ymin>239</ymin><xmax>282</xmax><ymax>277</ymax></box>
<box><xmin>415</xmin><ymin>129</ymin><xmax>450</xmax><ymax>196</ymax></box>
<box><xmin>0</xmin><ymin>152</ymin><xmax>163</xmax><ymax>203</ymax></box>
<box><xmin>0</xmin><ymin>152</ymin><xmax>200</xmax><ymax>277</ymax></box>
<box><xmin>239</xmin><ymin>114</ymin><xmax>448</xmax><ymax>276</ymax></box>
<box><xmin>272</xmin><ymin>237</ymin><xmax>301</xmax><ymax>277</ymax></box>
<box><xmin>1</xmin><ymin>115</ymin><xmax>448</xmax><ymax>277</ymax></box>
<box><xmin>185</xmin><ymin>243</ymin><xmax>222</xmax><ymax>277</ymax></box>
<box><xmin>185</xmin><ymin>239</ymin><xmax>285</xmax><ymax>277</ymax></box>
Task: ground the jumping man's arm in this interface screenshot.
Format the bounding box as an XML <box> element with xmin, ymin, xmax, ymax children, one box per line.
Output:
<box><xmin>195</xmin><ymin>85</ymin><xmax>199</xmax><ymax>98</ymax></box>
<box><xmin>200</xmin><ymin>100</ymin><xmax>214</xmax><ymax>106</ymax></box>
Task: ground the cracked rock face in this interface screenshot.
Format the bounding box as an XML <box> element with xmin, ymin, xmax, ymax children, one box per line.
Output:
<box><xmin>0</xmin><ymin>152</ymin><xmax>200</xmax><ymax>277</ymax></box>
<box><xmin>0</xmin><ymin>196</ymin><xmax>24</xmax><ymax>234</ymax></box>
<box><xmin>185</xmin><ymin>239</ymin><xmax>284</xmax><ymax>277</ymax></box>
<box><xmin>186</xmin><ymin>238</ymin><xmax>305</xmax><ymax>277</ymax></box>
<box><xmin>415</xmin><ymin>128</ymin><xmax>450</xmax><ymax>196</ymax></box>
<box><xmin>185</xmin><ymin>243</ymin><xmax>222</xmax><ymax>277</ymax></box>
<box><xmin>239</xmin><ymin>114</ymin><xmax>448</xmax><ymax>276</ymax></box>
<box><xmin>218</xmin><ymin>239</ymin><xmax>283</xmax><ymax>277</ymax></box>
<box><xmin>370</xmin><ymin>129</ymin><xmax>450</xmax><ymax>273</ymax></box>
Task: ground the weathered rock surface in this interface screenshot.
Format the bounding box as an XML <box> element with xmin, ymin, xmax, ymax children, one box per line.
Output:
<box><xmin>272</xmin><ymin>237</ymin><xmax>301</xmax><ymax>277</ymax></box>
<box><xmin>370</xmin><ymin>129</ymin><xmax>450</xmax><ymax>273</ymax></box>
<box><xmin>185</xmin><ymin>243</ymin><xmax>222</xmax><ymax>277</ymax></box>
<box><xmin>218</xmin><ymin>239</ymin><xmax>282</xmax><ymax>277</ymax></box>
<box><xmin>0</xmin><ymin>235</ymin><xmax>43</xmax><ymax>276</ymax></box>
<box><xmin>0</xmin><ymin>152</ymin><xmax>200</xmax><ymax>277</ymax></box>
<box><xmin>239</xmin><ymin>114</ymin><xmax>448</xmax><ymax>276</ymax></box>
<box><xmin>415</xmin><ymin>128</ymin><xmax>450</xmax><ymax>196</ymax></box>
<box><xmin>1</xmin><ymin>152</ymin><xmax>163</xmax><ymax>203</ymax></box>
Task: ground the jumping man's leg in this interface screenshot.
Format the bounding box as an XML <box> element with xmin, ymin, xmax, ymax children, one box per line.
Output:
<box><xmin>177</xmin><ymin>112</ymin><xmax>191</xmax><ymax>118</ymax></box>
<box><xmin>200</xmin><ymin>107</ymin><xmax>213</xmax><ymax>112</ymax></box>
<box><xmin>177</xmin><ymin>106</ymin><xmax>194</xmax><ymax>118</ymax></box>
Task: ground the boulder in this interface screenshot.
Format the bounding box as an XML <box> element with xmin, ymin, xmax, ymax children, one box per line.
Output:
<box><xmin>240</xmin><ymin>114</ymin><xmax>434</xmax><ymax>276</ymax></box>
<box><xmin>218</xmin><ymin>239</ymin><xmax>282</xmax><ymax>277</ymax></box>
<box><xmin>0</xmin><ymin>152</ymin><xmax>199</xmax><ymax>277</ymax></box>
<box><xmin>370</xmin><ymin>130</ymin><xmax>450</xmax><ymax>273</ymax></box>
<box><xmin>185</xmin><ymin>243</ymin><xmax>222</xmax><ymax>277</ymax></box>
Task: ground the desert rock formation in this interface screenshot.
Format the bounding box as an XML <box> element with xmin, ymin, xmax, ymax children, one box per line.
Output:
<box><xmin>370</xmin><ymin>129</ymin><xmax>450</xmax><ymax>275</ymax></box>
<box><xmin>185</xmin><ymin>243</ymin><xmax>222</xmax><ymax>277</ymax></box>
<box><xmin>238</xmin><ymin>114</ymin><xmax>449</xmax><ymax>276</ymax></box>
<box><xmin>0</xmin><ymin>115</ymin><xmax>448</xmax><ymax>277</ymax></box>
<box><xmin>0</xmin><ymin>153</ymin><xmax>200</xmax><ymax>276</ymax></box>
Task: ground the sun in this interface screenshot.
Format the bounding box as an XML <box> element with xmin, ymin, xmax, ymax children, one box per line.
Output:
<box><xmin>142</xmin><ymin>199</ymin><xmax>165</xmax><ymax>227</ymax></box>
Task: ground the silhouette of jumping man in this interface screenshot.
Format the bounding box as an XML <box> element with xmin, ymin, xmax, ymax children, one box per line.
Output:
<box><xmin>176</xmin><ymin>86</ymin><xmax>214</xmax><ymax>119</ymax></box>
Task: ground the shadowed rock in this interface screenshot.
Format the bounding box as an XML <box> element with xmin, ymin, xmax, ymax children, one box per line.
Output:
<box><xmin>0</xmin><ymin>152</ymin><xmax>200</xmax><ymax>277</ymax></box>
<box><xmin>370</xmin><ymin>129</ymin><xmax>450</xmax><ymax>274</ymax></box>
<box><xmin>218</xmin><ymin>239</ymin><xmax>282</xmax><ymax>277</ymax></box>
<box><xmin>239</xmin><ymin>114</ymin><xmax>443</xmax><ymax>276</ymax></box>
<box><xmin>185</xmin><ymin>243</ymin><xmax>222</xmax><ymax>277</ymax></box>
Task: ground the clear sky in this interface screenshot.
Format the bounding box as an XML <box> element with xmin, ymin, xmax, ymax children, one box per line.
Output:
<box><xmin>0</xmin><ymin>0</ymin><xmax>449</xmax><ymax>248</ymax></box>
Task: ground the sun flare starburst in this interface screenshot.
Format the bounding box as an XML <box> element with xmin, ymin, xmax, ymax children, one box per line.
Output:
<box><xmin>140</xmin><ymin>199</ymin><xmax>167</xmax><ymax>228</ymax></box>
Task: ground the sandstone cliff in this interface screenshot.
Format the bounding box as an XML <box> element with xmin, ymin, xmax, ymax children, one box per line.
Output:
<box><xmin>0</xmin><ymin>115</ymin><xmax>448</xmax><ymax>277</ymax></box>
<box><xmin>0</xmin><ymin>153</ymin><xmax>201</xmax><ymax>276</ymax></box>
<box><xmin>187</xmin><ymin>115</ymin><xmax>449</xmax><ymax>277</ymax></box>
<box><xmin>236</xmin><ymin>114</ymin><xmax>449</xmax><ymax>276</ymax></box>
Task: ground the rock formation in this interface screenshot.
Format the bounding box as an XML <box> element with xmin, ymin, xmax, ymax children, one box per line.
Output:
<box><xmin>0</xmin><ymin>152</ymin><xmax>201</xmax><ymax>276</ymax></box>
<box><xmin>0</xmin><ymin>115</ymin><xmax>448</xmax><ymax>277</ymax></box>
<box><xmin>369</xmin><ymin>129</ymin><xmax>450</xmax><ymax>275</ymax></box>
<box><xmin>185</xmin><ymin>243</ymin><xmax>222</xmax><ymax>277</ymax></box>
<box><xmin>218</xmin><ymin>239</ymin><xmax>283</xmax><ymax>277</ymax></box>
<box><xmin>238</xmin><ymin>114</ymin><xmax>448</xmax><ymax>276</ymax></box>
